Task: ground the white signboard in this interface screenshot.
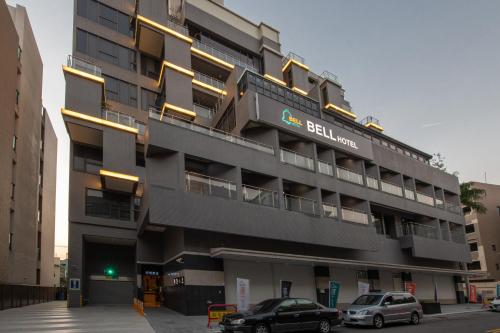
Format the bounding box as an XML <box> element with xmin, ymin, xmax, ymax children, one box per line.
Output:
<box><xmin>357</xmin><ymin>281</ymin><xmax>370</xmax><ymax>296</ymax></box>
<box><xmin>236</xmin><ymin>278</ymin><xmax>250</xmax><ymax>311</ymax></box>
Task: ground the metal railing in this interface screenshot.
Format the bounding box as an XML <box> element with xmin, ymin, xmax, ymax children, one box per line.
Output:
<box><xmin>280</xmin><ymin>148</ymin><xmax>314</xmax><ymax>171</ymax></box>
<box><xmin>150</xmin><ymin>109</ymin><xmax>274</xmax><ymax>155</ymax></box>
<box><xmin>380</xmin><ymin>180</ymin><xmax>403</xmax><ymax>197</ymax></box>
<box><xmin>320</xmin><ymin>70</ymin><xmax>341</xmax><ymax>85</ymax></box>
<box><xmin>400</xmin><ymin>222</ymin><xmax>438</xmax><ymax>239</ymax></box>
<box><xmin>341</xmin><ymin>207</ymin><xmax>369</xmax><ymax>225</ymax></box>
<box><xmin>317</xmin><ymin>160</ymin><xmax>333</xmax><ymax>176</ymax></box>
<box><xmin>282</xmin><ymin>52</ymin><xmax>306</xmax><ymax>66</ymax></box>
<box><xmin>435</xmin><ymin>198</ymin><xmax>444</xmax><ymax>209</ymax></box>
<box><xmin>192</xmin><ymin>39</ymin><xmax>258</xmax><ymax>72</ymax></box>
<box><xmin>322</xmin><ymin>202</ymin><xmax>338</xmax><ymax>219</ymax></box>
<box><xmin>67</xmin><ymin>55</ymin><xmax>102</xmax><ymax>76</ymax></box>
<box><xmin>185</xmin><ymin>171</ymin><xmax>236</xmax><ymax>200</ymax></box>
<box><xmin>450</xmin><ymin>230</ymin><xmax>466</xmax><ymax>244</ymax></box>
<box><xmin>284</xmin><ymin>193</ymin><xmax>318</xmax><ymax>216</ymax></box>
<box><xmin>193</xmin><ymin>70</ymin><xmax>226</xmax><ymax>91</ymax></box>
<box><xmin>416</xmin><ymin>191</ymin><xmax>434</xmax><ymax>206</ymax></box>
<box><xmin>192</xmin><ymin>103</ymin><xmax>214</xmax><ymax>120</ymax></box>
<box><xmin>103</xmin><ymin>109</ymin><xmax>145</xmax><ymax>134</ymax></box>
<box><xmin>242</xmin><ymin>184</ymin><xmax>278</xmax><ymax>208</ymax></box>
<box><xmin>445</xmin><ymin>202</ymin><xmax>462</xmax><ymax>214</ymax></box>
<box><xmin>0</xmin><ymin>285</ymin><xmax>64</xmax><ymax>310</ymax></box>
<box><xmin>336</xmin><ymin>166</ymin><xmax>364</xmax><ymax>185</ymax></box>
<box><xmin>360</xmin><ymin>116</ymin><xmax>381</xmax><ymax>127</ymax></box>
<box><xmin>164</xmin><ymin>15</ymin><xmax>189</xmax><ymax>35</ymax></box>
<box><xmin>366</xmin><ymin>176</ymin><xmax>379</xmax><ymax>190</ymax></box>
<box><xmin>404</xmin><ymin>188</ymin><xmax>416</xmax><ymax>201</ymax></box>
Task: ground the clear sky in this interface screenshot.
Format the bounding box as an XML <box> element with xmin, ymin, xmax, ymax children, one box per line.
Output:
<box><xmin>6</xmin><ymin>0</ymin><xmax>500</xmax><ymax>248</ymax></box>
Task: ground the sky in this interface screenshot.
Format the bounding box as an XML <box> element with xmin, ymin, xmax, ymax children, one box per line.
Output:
<box><xmin>6</xmin><ymin>0</ymin><xmax>500</xmax><ymax>248</ymax></box>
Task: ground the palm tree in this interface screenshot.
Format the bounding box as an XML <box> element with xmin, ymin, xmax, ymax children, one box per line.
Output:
<box><xmin>460</xmin><ymin>182</ymin><xmax>487</xmax><ymax>214</ymax></box>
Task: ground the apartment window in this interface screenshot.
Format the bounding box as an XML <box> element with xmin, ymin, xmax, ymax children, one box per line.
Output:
<box><xmin>497</xmin><ymin>206</ymin><xmax>500</xmax><ymax>216</ymax></box>
<box><xmin>76</xmin><ymin>29</ymin><xmax>136</xmax><ymax>71</ymax></box>
<box><xmin>77</xmin><ymin>0</ymin><xmax>133</xmax><ymax>36</ymax></box>
<box><xmin>8</xmin><ymin>233</ymin><xmax>13</xmax><ymax>251</ymax></box>
<box><xmin>465</xmin><ymin>224</ymin><xmax>475</xmax><ymax>234</ymax></box>
<box><xmin>469</xmin><ymin>242</ymin><xmax>478</xmax><ymax>252</ymax></box>
<box><xmin>141</xmin><ymin>88</ymin><xmax>159</xmax><ymax>111</ymax></box>
<box><xmin>10</xmin><ymin>183</ymin><xmax>15</xmax><ymax>199</ymax></box>
<box><xmin>102</xmin><ymin>74</ymin><xmax>137</xmax><ymax>107</ymax></box>
<box><xmin>134</xmin><ymin>197</ymin><xmax>141</xmax><ymax>222</ymax></box>
<box><xmin>215</xmin><ymin>100</ymin><xmax>236</xmax><ymax>133</ymax></box>
<box><xmin>135</xmin><ymin>121</ymin><xmax>146</xmax><ymax>136</ymax></box>
<box><xmin>140</xmin><ymin>54</ymin><xmax>161</xmax><ymax>79</ymax></box>
<box><xmin>16</xmin><ymin>90</ymin><xmax>19</xmax><ymax>105</ymax></box>
<box><xmin>136</xmin><ymin>145</ymin><xmax>145</xmax><ymax>167</ymax></box>
<box><xmin>467</xmin><ymin>261</ymin><xmax>481</xmax><ymax>270</ymax></box>
<box><xmin>493</xmin><ymin>244</ymin><xmax>497</xmax><ymax>252</ymax></box>
<box><xmin>496</xmin><ymin>264</ymin><xmax>499</xmax><ymax>271</ymax></box>
<box><xmin>74</xmin><ymin>143</ymin><xmax>103</xmax><ymax>174</ymax></box>
<box><xmin>85</xmin><ymin>189</ymin><xmax>130</xmax><ymax>221</ymax></box>
<box><xmin>12</xmin><ymin>135</ymin><xmax>17</xmax><ymax>151</ymax></box>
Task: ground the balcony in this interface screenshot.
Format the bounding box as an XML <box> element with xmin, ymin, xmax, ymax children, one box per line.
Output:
<box><xmin>400</xmin><ymin>222</ymin><xmax>438</xmax><ymax>239</ymax></box>
<box><xmin>445</xmin><ymin>202</ymin><xmax>462</xmax><ymax>215</ymax></box>
<box><xmin>103</xmin><ymin>109</ymin><xmax>145</xmax><ymax>135</ymax></box>
<box><xmin>282</xmin><ymin>52</ymin><xmax>309</xmax><ymax>71</ymax></box>
<box><xmin>380</xmin><ymin>180</ymin><xmax>403</xmax><ymax>197</ymax></box>
<box><xmin>366</xmin><ymin>176</ymin><xmax>379</xmax><ymax>190</ymax></box>
<box><xmin>416</xmin><ymin>191</ymin><xmax>434</xmax><ymax>206</ymax></box>
<box><xmin>322</xmin><ymin>202</ymin><xmax>338</xmax><ymax>219</ymax></box>
<box><xmin>279</xmin><ymin>148</ymin><xmax>314</xmax><ymax>171</ymax></box>
<box><xmin>336</xmin><ymin>166</ymin><xmax>364</xmax><ymax>186</ymax></box>
<box><xmin>435</xmin><ymin>198</ymin><xmax>444</xmax><ymax>209</ymax></box>
<box><xmin>192</xmin><ymin>70</ymin><xmax>227</xmax><ymax>96</ymax></box>
<box><xmin>320</xmin><ymin>70</ymin><xmax>341</xmax><ymax>86</ymax></box>
<box><xmin>317</xmin><ymin>160</ymin><xmax>333</xmax><ymax>176</ymax></box>
<box><xmin>150</xmin><ymin>109</ymin><xmax>274</xmax><ymax>155</ymax></box>
<box><xmin>341</xmin><ymin>207</ymin><xmax>369</xmax><ymax>225</ymax></box>
<box><xmin>66</xmin><ymin>55</ymin><xmax>102</xmax><ymax>77</ymax></box>
<box><xmin>242</xmin><ymin>184</ymin><xmax>278</xmax><ymax>208</ymax></box>
<box><xmin>404</xmin><ymin>188</ymin><xmax>416</xmax><ymax>201</ymax></box>
<box><xmin>284</xmin><ymin>194</ymin><xmax>319</xmax><ymax>216</ymax></box>
<box><xmin>192</xmin><ymin>39</ymin><xmax>258</xmax><ymax>72</ymax></box>
<box><xmin>185</xmin><ymin>171</ymin><xmax>236</xmax><ymax>200</ymax></box>
<box><xmin>192</xmin><ymin>103</ymin><xmax>214</xmax><ymax>120</ymax></box>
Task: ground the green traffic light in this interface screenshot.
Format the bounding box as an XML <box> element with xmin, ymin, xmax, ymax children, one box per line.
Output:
<box><xmin>104</xmin><ymin>266</ymin><xmax>117</xmax><ymax>277</ymax></box>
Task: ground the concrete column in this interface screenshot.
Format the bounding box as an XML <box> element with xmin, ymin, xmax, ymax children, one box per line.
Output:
<box><xmin>277</xmin><ymin>177</ymin><xmax>285</xmax><ymax>210</ymax></box>
<box><xmin>235</xmin><ymin>166</ymin><xmax>243</xmax><ymax>201</ymax></box>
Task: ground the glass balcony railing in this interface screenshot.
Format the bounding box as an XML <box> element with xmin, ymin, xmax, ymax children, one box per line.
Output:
<box><xmin>242</xmin><ymin>184</ymin><xmax>278</xmax><ymax>208</ymax></box>
<box><xmin>317</xmin><ymin>160</ymin><xmax>333</xmax><ymax>176</ymax></box>
<box><xmin>150</xmin><ymin>109</ymin><xmax>274</xmax><ymax>155</ymax></box>
<box><xmin>435</xmin><ymin>198</ymin><xmax>444</xmax><ymax>209</ymax></box>
<box><xmin>282</xmin><ymin>52</ymin><xmax>306</xmax><ymax>67</ymax></box>
<box><xmin>336</xmin><ymin>166</ymin><xmax>364</xmax><ymax>185</ymax></box>
<box><xmin>102</xmin><ymin>109</ymin><xmax>145</xmax><ymax>134</ymax></box>
<box><xmin>322</xmin><ymin>202</ymin><xmax>338</xmax><ymax>219</ymax></box>
<box><xmin>366</xmin><ymin>176</ymin><xmax>379</xmax><ymax>190</ymax></box>
<box><xmin>193</xmin><ymin>70</ymin><xmax>226</xmax><ymax>91</ymax></box>
<box><xmin>380</xmin><ymin>180</ymin><xmax>403</xmax><ymax>197</ymax></box>
<box><xmin>192</xmin><ymin>103</ymin><xmax>214</xmax><ymax>120</ymax></box>
<box><xmin>404</xmin><ymin>188</ymin><xmax>416</xmax><ymax>201</ymax></box>
<box><xmin>445</xmin><ymin>202</ymin><xmax>462</xmax><ymax>214</ymax></box>
<box><xmin>400</xmin><ymin>222</ymin><xmax>438</xmax><ymax>239</ymax></box>
<box><xmin>192</xmin><ymin>39</ymin><xmax>258</xmax><ymax>72</ymax></box>
<box><xmin>280</xmin><ymin>148</ymin><xmax>314</xmax><ymax>171</ymax></box>
<box><xmin>185</xmin><ymin>171</ymin><xmax>236</xmax><ymax>200</ymax></box>
<box><xmin>416</xmin><ymin>191</ymin><xmax>435</xmax><ymax>206</ymax></box>
<box><xmin>320</xmin><ymin>70</ymin><xmax>341</xmax><ymax>86</ymax></box>
<box><xmin>451</xmin><ymin>230</ymin><xmax>466</xmax><ymax>244</ymax></box>
<box><xmin>284</xmin><ymin>193</ymin><xmax>318</xmax><ymax>216</ymax></box>
<box><xmin>341</xmin><ymin>207</ymin><xmax>369</xmax><ymax>225</ymax></box>
<box><xmin>67</xmin><ymin>55</ymin><xmax>102</xmax><ymax>77</ymax></box>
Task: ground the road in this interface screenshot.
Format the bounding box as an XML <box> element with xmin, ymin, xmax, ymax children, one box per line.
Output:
<box><xmin>334</xmin><ymin>311</ymin><xmax>500</xmax><ymax>333</ymax></box>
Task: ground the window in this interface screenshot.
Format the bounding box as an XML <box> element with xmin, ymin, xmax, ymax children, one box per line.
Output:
<box><xmin>77</xmin><ymin>0</ymin><xmax>133</xmax><ymax>36</ymax></box>
<box><xmin>140</xmin><ymin>54</ymin><xmax>161</xmax><ymax>79</ymax></box>
<box><xmin>141</xmin><ymin>88</ymin><xmax>159</xmax><ymax>111</ymax></box>
<box><xmin>134</xmin><ymin>197</ymin><xmax>141</xmax><ymax>222</ymax></box>
<box><xmin>16</xmin><ymin>90</ymin><xmax>19</xmax><ymax>105</ymax></box>
<box><xmin>136</xmin><ymin>145</ymin><xmax>145</xmax><ymax>167</ymax></box>
<box><xmin>102</xmin><ymin>74</ymin><xmax>137</xmax><ymax>107</ymax></box>
<box><xmin>295</xmin><ymin>299</ymin><xmax>318</xmax><ymax>311</ymax></box>
<box><xmin>73</xmin><ymin>143</ymin><xmax>102</xmax><ymax>174</ymax></box>
<box><xmin>9</xmin><ymin>233</ymin><xmax>13</xmax><ymax>251</ymax></box>
<box><xmin>216</xmin><ymin>100</ymin><xmax>236</xmax><ymax>133</ymax></box>
<box><xmin>10</xmin><ymin>183</ymin><xmax>15</xmax><ymax>199</ymax></box>
<box><xmin>76</xmin><ymin>29</ymin><xmax>136</xmax><ymax>71</ymax></box>
<box><xmin>496</xmin><ymin>264</ymin><xmax>499</xmax><ymax>271</ymax></box>
<box><xmin>465</xmin><ymin>224</ymin><xmax>475</xmax><ymax>234</ymax></box>
<box><xmin>85</xmin><ymin>188</ymin><xmax>131</xmax><ymax>221</ymax></box>
<box><xmin>405</xmin><ymin>296</ymin><xmax>416</xmax><ymax>303</ymax></box>
<box><xmin>469</xmin><ymin>242</ymin><xmax>478</xmax><ymax>252</ymax></box>
<box><xmin>12</xmin><ymin>135</ymin><xmax>17</xmax><ymax>151</ymax></box>
<box><xmin>467</xmin><ymin>261</ymin><xmax>481</xmax><ymax>270</ymax></box>
<box><xmin>497</xmin><ymin>206</ymin><xmax>500</xmax><ymax>216</ymax></box>
<box><xmin>277</xmin><ymin>299</ymin><xmax>297</xmax><ymax>312</ymax></box>
<box><xmin>493</xmin><ymin>244</ymin><xmax>497</xmax><ymax>252</ymax></box>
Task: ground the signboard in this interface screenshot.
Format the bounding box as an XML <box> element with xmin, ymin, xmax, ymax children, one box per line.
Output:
<box><xmin>357</xmin><ymin>281</ymin><xmax>370</xmax><ymax>296</ymax></box>
<box><xmin>405</xmin><ymin>282</ymin><xmax>417</xmax><ymax>295</ymax></box>
<box><xmin>329</xmin><ymin>281</ymin><xmax>340</xmax><ymax>308</ymax></box>
<box><xmin>469</xmin><ymin>285</ymin><xmax>477</xmax><ymax>303</ymax></box>
<box><xmin>236</xmin><ymin>278</ymin><xmax>250</xmax><ymax>311</ymax></box>
<box><xmin>256</xmin><ymin>94</ymin><xmax>374</xmax><ymax>160</ymax></box>
<box><xmin>69</xmin><ymin>278</ymin><xmax>80</xmax><ymax>290</ymax></box>
<box><xmin>281</xmin><ymin>280</ymin><xmax>292</xmax><ymax>298</ymax></box>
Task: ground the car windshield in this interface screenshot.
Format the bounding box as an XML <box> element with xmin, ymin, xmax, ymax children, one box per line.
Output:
<box><xmin>352</xmin><ymin>295</ymin><xmax>383</xmax><ymax>305</ymax></box>
<box><xmin>251</xmin><ymin>299</ymin><xmax>280</xmax><ymax>314</ymax></box>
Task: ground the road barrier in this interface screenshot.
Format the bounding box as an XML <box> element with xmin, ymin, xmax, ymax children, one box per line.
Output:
<box><xmin>0</xmin><ymin>284</ymin><xmax>64</xmax><ymax>310</ymax></box>
<box><xmin>207</xmin><ymin>303</ymin><xmax>237</xmax><ymax>328</ymax></box>
<box><xmin>133</xmin><ymin>297</ymin><xmax>144</xmax><ymax>316</ymax></box>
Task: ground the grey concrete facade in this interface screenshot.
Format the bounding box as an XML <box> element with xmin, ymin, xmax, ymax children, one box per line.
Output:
<box><xmin>64</xmin><ymin>0</ymin><xmax>469</xmax><ymax>314</ymax></box>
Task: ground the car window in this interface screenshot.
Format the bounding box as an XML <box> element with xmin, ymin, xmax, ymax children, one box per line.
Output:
<box><xmin>295</xmin><ymin>299</ymin><xmax>318</xmax><ymax>311</ymax></box>
<box><xmin>353</xmin><ymin>295</ymin><xmax>383</xmax><ymax>305</ymax></box>
<box><xmin>383</xmin><ymin>296</ymin><xmax>394</xmax><ymax>304</ymax></box>
<box><xmin>405</xmin><ymin>296</ymin><xmax>416</xmax><ymax>303</ymax></box>
<box><xmin>393</xmin><ymin>295</ymin><xmax>405</xmax><ymax>304</ymax></box>
<box><xmin>277</xmin><ymin>299</ymin><xmax>297</xmax><ymax>312</ymax></box>
<box><xmin>252</xmin><ymin>299</ymin><xmax>280</xmax><ymax>314</ymax></box>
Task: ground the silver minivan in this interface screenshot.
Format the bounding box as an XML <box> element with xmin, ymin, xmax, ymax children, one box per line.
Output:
<box><xmin>342</xmin><ymin>292</ymin><xmax>423</xmax><ymax>329</ymax></box>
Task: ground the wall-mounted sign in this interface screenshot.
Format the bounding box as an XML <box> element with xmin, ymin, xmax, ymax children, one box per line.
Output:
<box><xmin>405</xmin><ymin>282</ymin><xmax>417</xmax><ymax>295</ymax></box>
<box><xmin>236</xmin><ymin>278</ymin><xmax>250</xmax><ymax>311</ymax></box>
<box><xmin>69</xmin><ymin>278</ymin><xmax>80</xmax><ymax>290</ymax></box>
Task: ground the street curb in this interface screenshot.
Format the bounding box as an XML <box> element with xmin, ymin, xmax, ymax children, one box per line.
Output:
<box><xmin>425</xmin><ymin>309</ymin><xmax>488</xmax><ymax>318</ymax></box>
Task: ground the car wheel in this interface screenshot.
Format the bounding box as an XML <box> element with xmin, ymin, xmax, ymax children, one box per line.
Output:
<box><xmin>373</xmin><ymin>314</ymin><xmax>384</xmax><ymax>329</ymax></box>
<box><xmin>410</xmin><ymin>312</ymin><xmax>420</xmax><ymax>325</ymax></box>
<box><xmin>318</xmin><ymin>319</ymin><xmax>331</xmax><ymax>333</ymax></box>
<box><xmin>254</xmin><ymin>323</ymin><xmax>270</xmax><ymax>333</ymax></box>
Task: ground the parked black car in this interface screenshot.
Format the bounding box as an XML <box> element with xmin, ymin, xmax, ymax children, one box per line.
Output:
<box><xmin>220</xmin><ymin>298</ymin><xmax>341</xmax><ymax>333</ymax></box>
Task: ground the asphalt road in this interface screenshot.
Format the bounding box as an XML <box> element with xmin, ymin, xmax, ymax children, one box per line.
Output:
<box><xmin>333</xmin><ymin>311</ymin><xmax>500</xmax><ymax>333</ymax></box>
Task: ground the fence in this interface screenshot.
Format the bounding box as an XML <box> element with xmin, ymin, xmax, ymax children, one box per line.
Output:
<box><xmin>0</xmin><ymin>285</ymin><xmax>65</xmax><ymax>310</ymax></box>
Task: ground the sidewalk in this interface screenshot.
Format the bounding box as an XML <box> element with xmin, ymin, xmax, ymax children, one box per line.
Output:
<box><xmin>145</xmin><ymin>307</ymin><xmax>214</xmax><ymax>333</ymax></box>
<box><xmin>426</xmin><ymin>303</ymin><xmax>487</xmax><ymax>317</ymax></box>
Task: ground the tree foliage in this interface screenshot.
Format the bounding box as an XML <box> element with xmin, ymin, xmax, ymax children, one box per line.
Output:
<box><xmin>430</xmin><ymin>153</ymin><xmax>446</xmax><ymax>171</ymax></box>
<box><xmin>460</xmin><ymin>182</ymin><xmax>487</xmax><ymax>214</ymax></box>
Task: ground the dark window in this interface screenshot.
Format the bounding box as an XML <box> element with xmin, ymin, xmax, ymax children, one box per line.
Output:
<box><xmin>136</xmin><ymin>145</ymin><xmax>145</xmax><ymax>167</ymax></box>
<box><xmin>134</xmin><ymin>197</ymin><xmax>141</xmax><ymax>222</ymax></box>
<box><xmin>85</xmin><ymin>188</ymin><xmax>130</xmax><ymax>221</ymax></box>
<box><xmin>141</xmin><ymin>88</ymin><xmax>159</xmax><ymax>111</ymax></box>
<box><xmin>465</xmin><ymin>224</ymin><xmax>475</xmax><ymax>234</ymax></box>
<box><xmin>277</xmin><ymin>299</ymin><xmax>297</xmax><ymax>312</ymax></box>
<box><xmin>497</xmin><ymin>206</ymin><xmax>500</xmax><ymax>215</ymax></box>
<box><xmin>10</xmin><ymin>183</ymin><xmax>15</xmax><ymax>199</ymax></box>
<box><xmin>102</xmin><ymin>74</ymin><xmax>137</xmax><ymax>107</ymax></box>
<box><xmin>469</xmin><ymin>242</ymin><xmax>478</xmax><ymax>252</ymax></box>
<box><xmin>73</xmin><ymin>143</ymin><xmax>102</xmax><ymax>174</ymax></box>
<box><xmin>493</xmin><ymin>244</ymin><xmax>497</xmax><ymax>252</ymax></box>
<box><xmin>405</xmin><ymin>296</ymin><xmax>417</xmax><ymax>303</ymax></box>
<box><xmin>496</xmin><ymin>264</ymin><xmax>499</xmax><ymax>271</ymax></box>
<box><xmin>36</xmin><ymin>269</ymin><xmax>40</xmax><ymax>285</ymax></box>
<box><xmin>467</xmin><ymin>261</ymin><xmax>481</xmax><ymax>270</ymax></box>
<box><xmin>77</xmin><ymin>0</ymin><xmax>133</xmax><ymax>36</ymax></box>
<box><xmin>140</xmin><ymin>54</ymin><xmax>161</xmax><ymax>79</ymax></box>
<box><xmin>9</xmin><ymin>233</ymin><xmax>13</xmax><ymax>251</ymax></box>
<box><xmin>294</xmin><ymin>299</ymin><xmax>318</xmax><ymax>311</ymax></box>
<box><xmin>215</xmin><ymin>100</ymin><xmax>236</xmax><ymax>132</ymax></box>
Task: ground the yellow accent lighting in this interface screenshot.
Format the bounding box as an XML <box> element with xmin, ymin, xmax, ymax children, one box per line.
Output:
<box><xmin>192</xmin><ymin>79</ymin><xmax>227</xmax><ymax>96</ymax></box>
<box><xmin>292</xmin><ymin>86</ymin><xmax>308</xmax><ymax>96</ymax></box>
<box><xmin>365</xmin><ymin>122</ymin><xmax>384</xmax><ymax>132</ymax></box>
<box><xmin>158</xmin><ymin>61</ymin><xmax>195</xmax><ymax>86</ymax></box>
<box><xmin>161</xmin><ymin>102</ymin><xmax>196</xmax><ymax>119</ymax></box>
<box><xmin>136</xmin><ymin>15</ymin><xmax>193</xmax><ymax>44</ymax></box>
<box><xmin>325</xmin><ymin>103</ymin><xmax>357</xmax><ymax>120</ymax></box>
<box><xmin>282</xmin><ymin>59</ymin><xmax>310</xmax><ymax>72</ymax></box>
<box><xmin>61</xmin><ymin>108</ymin><xmax>138</xmax><ymax>134</ymax></box>
<box><xmin>191</xmin><ymin>47</ymin><xmax>235</xmax><ymax>70</ymax></box>
<box><xmin>62</xmin><ymin>65</ymin><xmax>104</xmax><ymax>84</ymax></box>
<box><xmin>264</xmin><ymin>74</ymin><xmax>286</xmax><ymax>86</ymax></box>
<box><xmin>100</xmin><ymin>169</ymin><xmax>139</xmax><ymax>182</ymax></box>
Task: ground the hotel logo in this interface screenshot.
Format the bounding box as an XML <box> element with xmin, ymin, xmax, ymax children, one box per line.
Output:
<box><xmin>281</xmin><ymin>108</ymin><xmax>303</xmax><ymax>128</ymax></box>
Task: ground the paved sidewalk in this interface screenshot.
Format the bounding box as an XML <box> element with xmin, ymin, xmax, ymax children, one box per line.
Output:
<box><xmin>145</xmin><ymin>307</ymin><xmax>215</xmax><ymax>333</ymax></box>
<box><xmin>0</xmin><ymin>301</ymin><xmax>155</xmax><ymax>332</ymax></box>
<box><xmin>427</xmin><ymin>303</ymin><xmax>487</xmax><ymax>317</ymax></box>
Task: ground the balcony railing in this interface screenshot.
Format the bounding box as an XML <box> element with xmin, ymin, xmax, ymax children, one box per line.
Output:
<box><xmin>322</xmin><ymin>202</ymin><xmax>338</xmax><ymax>219</ymax></box>
<box><xmin>445</xmin><ymin>202</ymin><xmax>462</xmax><ymax>214</ymax></box>
<box><xmin>400</xmin><ymin>222</ymin><xmax>438</xmax><ymax>239</ymax></box>
<box><xmin>67</xmin><ymin>55</ymin><xmax>102</xmax><ymax>77</ymax></box>
<box><xmin>185</xmin><ymin>171</ymin><xmax>236</xmax><ymax>200</ymax></box>
<box><xmin>192</xmin><ymin>39</ymin><xmax>258</xmax><ymax>72</ymax></box>
<box><xmin>279</xmin><ymin>148</ymin><xmax>314</xmax><ymax>171</ymax></box>
<box><xmin>336</xmin><ymin>166</ymin><xmax>364</xmax><ymax>185</ymax></box>
<box><xmin>416</xmin><ymin>191</ymin><xmax>434</xmax><ymax>206</ymax></box>
<box><xmin>193</xmin><ymin>70</ymin><xmax>226</xmax><ymax>91</ymax></box>
<box><xmin>150</xmin><ymin>109</ymin><xmax>274</xmax><ymax>155</ymax></box>
<box><xmin>380</xmin><ymin>180</ymin><xmax>403</xmax><ymax>197</ymax></box>
<box><xmin>317</xmin><ymin>160</ymin><xmax>333</xmax><ymax>176</ymax></box>
<box><xmin>102</xmin><ymin>109</ymin><xmax>145</xmax><ymax>134</ymax></box>
<box><xmin>435</xmin><ymin>198</ymin><xmax>444</xmax><ymax>209</ymax></box>
<box><xmin>341</xmin><ymin>207</ymin><xmax>369</xmax><ymax>225</ymax></box>
<box><xmin>284</xmin><ymin>193</ymin><xmax>318</xmax><ymax>216</ymax></box>
<box><xmin>320</xmin><ymin>70</ymin><xmax>341</xmax><ymax>86</ymax></box>
<box><xmin>451</xmin><ymin>230</ymin><xmax>466</xmax><ymax>244</ymax></box>
<box><xmin>366</xmin><ymin>176</ymin><xmax>379</xmax><ymax>190</ymax></box>
<box><xmin>192</xmin><ymin>103</ymin><xmax>214</xmax><ymax>120</ymax></box>
<box><xmin>242</xmin><ymin>184</ymin><xmax>278</xmax><ymax>208</ymax></box>
<box><xmin>404</xmin><ymin>188</ymin><xmax>416</xmax><ymax>201</ymax></box>
<box><xmin>282</xmin><ymin>52</ymin><xmax>306</xmax><ymax>67</ymax></box>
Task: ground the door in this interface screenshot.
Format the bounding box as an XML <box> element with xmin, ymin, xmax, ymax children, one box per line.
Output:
<box><xmin>380</xmin><ymin>295</ymin><xmax>399</xmax><ymax>322</ymax></box>
<box><xmin>294</xmin><ymin>299</ymin><xmax>321</xmax><ymax>330</ymax></box>
<box><xmin>274</xmin><ymin>299</ymin><xmax>302</xmax><ymax>332</ymax></box>
<box><xmin>386</xmin><ymin>295</ymin><xmax>407</xmax><ymax>321</ymax></box>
